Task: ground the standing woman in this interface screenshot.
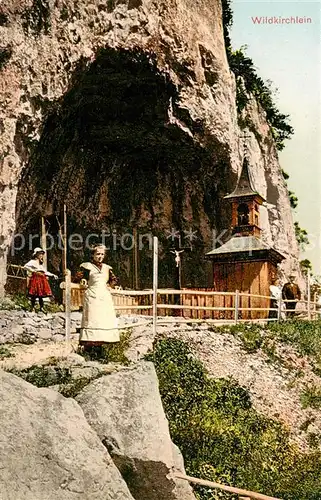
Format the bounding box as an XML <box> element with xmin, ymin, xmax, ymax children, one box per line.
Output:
<box><xmin>75</xmin><ymin>245</ymin><xmax>119</xmax><ymax>348</ymax></box>
<box><xmin>24</xmin><ymin>247</ymin><xmax>57</xmax><ymax>312</ymax></box>
<box><xmin>268</xmin><ymin>276</ymin><xmax>282</xmax><ymax>320</ymax></box>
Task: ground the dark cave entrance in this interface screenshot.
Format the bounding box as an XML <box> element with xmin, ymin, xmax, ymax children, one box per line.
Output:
<box><xmin>15</xmin><ymin>47</ymin><xmax>230</xmax><ymax>288</ymax></box>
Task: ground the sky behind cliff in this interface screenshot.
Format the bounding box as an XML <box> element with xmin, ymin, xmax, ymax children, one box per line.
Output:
<box><xmin>230</xmin><ymin>0</ymin><xmax>321</xmax><ymax>275</ymax></box>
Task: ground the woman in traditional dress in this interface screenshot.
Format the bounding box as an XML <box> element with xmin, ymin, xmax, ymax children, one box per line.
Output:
<box><xmin>24</xmin><ymin>247</ymin><xmax>57</xmax><ymax>312</ymax></box>
<box><xmin>268</xmin><ymin>276</ymin><xmax>284</xmax><ymax>320</ymax></box>
<box><xmin>75</xmin><ymin>244</ymin><xmax>119</xmax><ymax>348</ymax></box>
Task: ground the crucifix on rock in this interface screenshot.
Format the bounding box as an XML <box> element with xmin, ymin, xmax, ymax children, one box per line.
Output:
<box><xmin>169</xmin><ymin>246</ymin><xmax>191</xmax><ymax>290</ymax></box>
<box><xmin>169</xmin><ymin>246</ymin><xmax>190</xmax><ymax>317</ymax></box>
<box><xmin>166</xmin><ymin>227</ymin><xmax>194</xmax><ymax>290</ymax></box>
<box><xmin>167</xmin><ymin>227</ymin><xmax>193</xmax><ymax>317</ymax></box>
<box><xmin>170</xmin><ymin>249</ymin><xmax>184</xmax><ymax>268</ymax></box>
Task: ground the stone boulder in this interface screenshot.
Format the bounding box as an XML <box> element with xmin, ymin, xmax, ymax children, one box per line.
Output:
<box><xmin>76</xmin><ymin>361</ymin><xmax>196</xmax><ymax>500</ymax></box>
<box><xmin>0</xmin><ymin>370</ymin><xmax>135</xmax><ymax>500</ymax></box>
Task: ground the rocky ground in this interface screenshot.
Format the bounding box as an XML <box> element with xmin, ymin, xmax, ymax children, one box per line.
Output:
<box><xmin>163</xmin><ymin>326</ymin><xmax>321</xmax><ymax>451</ymax></box>
<box><xmin>1</xmin><ymin>312</ymin><xmax>321</xmax><ymax>451</ymax></box>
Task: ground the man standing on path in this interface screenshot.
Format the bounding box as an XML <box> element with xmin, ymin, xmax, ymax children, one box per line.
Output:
<box><xmin>282</xmin><ymin>275</ymin><xmax>301</xmax><ymax>318</ymax></box>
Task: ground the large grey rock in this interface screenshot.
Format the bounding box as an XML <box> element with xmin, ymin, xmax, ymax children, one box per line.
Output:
<box><xmin>124</xmin><ymin>324</ymin><xmax>155</xmax><ymax>362</ymax></box>
<box><xmin>0</xmin><ymin>370</ymin><xmax>135</xmax><ymax>500</ymax></box>
<box><xmin>76</xmin><ymin>362</ymin><xmax>196</xmax><ymax>500</ymax></box>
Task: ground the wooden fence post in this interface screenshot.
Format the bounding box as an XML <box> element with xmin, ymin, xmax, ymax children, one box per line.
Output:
<box><xmin>65</xmin><ymin>269</ymin><xmax>71</xmax><ymax>344</ymax></box>
<box><xmin>234</xmin><ymin>290</ymin><xmax>239</xmax><ymax>324</ymax></box>
<box><xmin>307</xmin><ymin>269</ymin><xmax>311</xmax><ymax>320</ymax></box>
<box><xmin>277</xmin><ymin>295</ymin><xmax>282</xmax><ymax>322</ymax></box>
<box><xmin>152</xmin><ymin>237</ymin><xmax>158</xmax><ymax>336</ymax></box>
<box><xmin>40</xmin><ymin>216</ymin><xmax>47</xmax><ymax>269</ymax></box>
<box><xmin>63</xmin><ymin>204</ymin><xmax>67</xmax><ymax>275</ymax></box>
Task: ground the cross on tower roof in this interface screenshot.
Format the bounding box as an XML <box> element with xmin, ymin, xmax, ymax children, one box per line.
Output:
<box><xmin>241</xmin><ymin>131</ymin><xmax>252</xmax><ymax>158</ymax></box>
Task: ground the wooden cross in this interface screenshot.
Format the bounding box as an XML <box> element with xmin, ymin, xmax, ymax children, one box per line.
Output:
<box><xmin>241</xmin><ymin>131</ymin><xmax>252</xmax><ymax>161</ymax></box>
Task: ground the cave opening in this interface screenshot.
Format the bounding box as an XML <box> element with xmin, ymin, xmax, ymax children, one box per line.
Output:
<box><xmin>15</xmin><ymin>47</ymin><xmax>229</xmax><ymax>288</ymax></box>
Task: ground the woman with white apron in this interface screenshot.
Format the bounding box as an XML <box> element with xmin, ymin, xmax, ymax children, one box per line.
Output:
<box><xmin>75</xmin><ymin>245</ymin><xmax>119</xmax><ymax>348</ymax></box>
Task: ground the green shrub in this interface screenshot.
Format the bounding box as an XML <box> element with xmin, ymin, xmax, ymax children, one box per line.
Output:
<box><xmin>59</xmin><ymin>374</ymin><xmax>106</xmax><ymax>398</ymax></box>
<box><xmin>227</xmin><ymin>47</ymin><xmax>294</xmax><ymax>150</ymax></box>
<box><xmin>7</xmin><ymin>293</ymin><xmax>30</xmax><ymax>310</ymax></box>
<box><xmin>7</xmin><ymin>362</ymin><xmax>108</xmax><ymax>398</ymax></box>
<box><xmin>267</xmin><ymin>320</ymin><xmax>321</xmax><ymax>359</ymax></box>
<box><xmin>21</xmin><ymin>0</ymin><xmax>51</xmax><ymax>36</ymax></box>
<box><xmin>0</xmin><ymin>346</ymin><xmax>15</xmax><ymax>359</ymax></box>
<box><xmin>148</xmin><ymin>338</ymin><xmax>321</xmax><ymax>499</ymax></box>
<box><xmin>0</xmin><ymin>297</ymin><xmax>16</xmax><ymax>310</ymax></box>
<box><xmin>214</xmin><ymin>320</ymin><xmax>321</xmax><ymax>368</ymax></box>
<box><xmin>236</xmin><ymin>325</ymin><xmax>262</xmax><ymax>353</ymax></box>
<box><xmin>301</xmin><ymin>384</ymin><xmax>321</xmax><ymax>409</ymax></box>
<box><xmin>8</xmin><ymin>364</ymin><xmax>72</xmax><ymax>387</ymax></box>
<box><xmin>6</xmin><ymin>292</ymin><xmax>63</xmax><ymax>313</ymax></box>
<box><xmin>78</xmin><ymin>329</ymin><xmax>131</xmax><ymax>365</ymax></box>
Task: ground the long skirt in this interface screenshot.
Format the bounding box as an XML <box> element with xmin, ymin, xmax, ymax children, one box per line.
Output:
<box><xmin>268</xmin><ymin>299</ymin><xmax>278</xmax><ymax>319</ymax></box>
<box><xmin>80</xmin><ymin>285</ymin><xmax>119</xmax><ymax>344</ymax></box>
<box><xmin>28</xmin><ymin>273</ymin><xmax>52</xmax><ymax>297</ymax></box>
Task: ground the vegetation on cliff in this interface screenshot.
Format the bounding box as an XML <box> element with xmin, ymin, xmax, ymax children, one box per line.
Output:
<box><xmin>21</xmin><ymin>0</ymin><xmax>51</xmax><ymax>36</ymax></box>
<box><xmin>281</xmin><ymin>170</ymin><xmax>311</xmax><ymax>257</ymax></box>
<box><xmin>222</xmin><ymin>0</ymin><xmax>313</xmax><ymax>268</ymax></box>
<box><xmin>149</xmin><ymin>336</ymin><xmax>321</xmax><ymax>499</ymax></box>
<box><xmin>222</xmin><ymin>0</ymin><xmax>294</xmax><ymax>152</ymax></box>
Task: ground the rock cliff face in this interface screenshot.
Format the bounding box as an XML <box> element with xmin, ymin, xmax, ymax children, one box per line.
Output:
<box><xmin>0</xmin><ymin>0</ymin><xmax>299</xmax><ymax>292</ymax></box>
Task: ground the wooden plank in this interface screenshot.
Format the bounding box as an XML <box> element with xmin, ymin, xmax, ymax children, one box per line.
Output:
<box><xmin>205</xmin><ymin>293</ymin><xmax>210</xmax><ymax>320</ymax></box>
<box><xmin>157</xmin><ymin>289</ymin><xmax>235</xmax><ymax>297</ymax></box>
<box><xmin>198</xmin><ymin>294</ymin><xmax>202</xmax><ymax>320</ymax></box>
<box><xmin>262</xmin><ymin>262</ymin><xmax>273</xmax><ymax>320</ymax></box>
<box><xmin>65</xmin><ymin>270</ymin><xmax>71</xmax><ymax>344</ymax></box>
<box><xmin>190</xmin><ymin>294</ymin><xmax>194</xmax><ymax>319</ymax></box>
<box><xmin>181</xmin><ymin>290</ymin><xmax>189</xmax><ymax>318</ymax></box>
<box><xmin>250</xmin><ymin>264</ymin><xmax>260</xmax><ymax>320</ymax></box>
<box><xmin>187</xmin><ymin>292</ymin><xmax>192</xmax><ymax>319</ymax></box>
<box><xmin>196</xmin><ymin>294</ymin><xmax>200</xmax><ymax>320</ymax></box>
<box><xmin>213</xmin><ymin>293</ymin><xmax>218</xmax><ymax>320</ymax></box>
<box><xmin>158</xmin><ymin>305</ymin><xmax>235</xmax><ymax>311</ymax></box>
<box><xmin>173</xmin><ymin>473</ymin><xmax>282</xmax><ymax>500</ymax></box>
<box><xmin>201</xmin><ymin>294</ymin><xmax>205</xmax><ymax>320</ymax></box>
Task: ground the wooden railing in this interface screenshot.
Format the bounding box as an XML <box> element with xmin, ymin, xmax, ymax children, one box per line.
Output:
<box><xmin>173</xmin><ymin>472</ymin><xmax>282</xmax><ymax>500</ymax></box>
<box><xmin>59</xmin><ymin>284</ymin><xmax>320</xmax><ymax>322</ymax></box>
<box><xmin>5</xmin><ymin>265</ymin><xmax>320</xmax><ymax>322</ymax></box>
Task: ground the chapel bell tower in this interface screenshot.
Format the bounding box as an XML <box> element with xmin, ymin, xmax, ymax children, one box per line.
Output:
<box><xmin>225</xmin><ymin>157</ymin><xmax>264</xmax><ymax>238</ymax></box>
<box><xmin>205</xmin><ymin>155</ymin><xmax>285</xmax><ymax>319</ymax></box>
